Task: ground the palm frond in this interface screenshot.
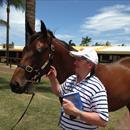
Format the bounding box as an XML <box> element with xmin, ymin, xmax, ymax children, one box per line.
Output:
<box><xmin>0</xmin><ymin>0</ymin><xmax>5</xmax><ymax>6</ymax></box>
<box><xmin>0</xmin><ymin>0</ymin><xmax>25</xmax><ymax>11</ymax></box>
<box><xmin>10</xmin><ymin>0</ymin><xmax>25</xmax><ymax>10</ymax></box>
<box><xmin>0</xmin><ymin>19</ymin><xmax>7</xmax><ymax>26</ymax></box>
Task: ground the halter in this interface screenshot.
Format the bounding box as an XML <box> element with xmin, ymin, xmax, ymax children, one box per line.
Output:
<box><xmin>17</xmin><ymin>37</ymin><xmax>55</xmax><ymax>82</ymax></box>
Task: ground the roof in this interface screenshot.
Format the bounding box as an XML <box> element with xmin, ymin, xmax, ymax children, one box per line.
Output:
<box><xmin>73</xmin><ymin>46</ymin><xmax>130</xmax><ymax>54</ymax></box>
<box><xmin>0</xmin><ymin>45</ymin><xmax>24</xmax><ymax>51</ymax></box>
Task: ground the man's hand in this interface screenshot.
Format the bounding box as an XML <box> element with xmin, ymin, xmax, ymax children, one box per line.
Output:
<box><xmin>47</xmin><ymin>66</ymin><xmax>57</xmax><ymax>80</ymax></box>
<box><xmin>46</xmin><ymin>66</ymin><xmax>60</xmax><ymax>96</ymax></box>
<box><xmin>63</xmin><ymin>99</ymin><xmax>80</xmax><ymax>117</ymax></box>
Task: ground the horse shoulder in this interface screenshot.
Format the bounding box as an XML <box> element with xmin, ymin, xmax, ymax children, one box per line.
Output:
<box><xmin>95</xmin><ymin>62</ymin><xmax>130</xmax><ymax>93</ymax></box>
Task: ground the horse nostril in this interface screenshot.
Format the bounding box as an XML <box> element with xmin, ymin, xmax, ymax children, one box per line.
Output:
<box><xmin>10</xmin><ymin>81</ymin><xmax>25</xmax><ymax>94</ymax></box>
<box><xmin>10</xmin><ymin>81</ymin><xmax>18</xmax><ymax>89</ymax></box>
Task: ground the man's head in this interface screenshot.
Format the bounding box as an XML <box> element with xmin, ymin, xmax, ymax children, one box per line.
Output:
<box><xmin>69</xmin><ymin>47</ymin><xmax>98</xmax><ymax>76</ymax></box>
<box><xmin>70</xmin><ymin>47</ymin><xmax>98</xmax><ymax>65</ymax></box>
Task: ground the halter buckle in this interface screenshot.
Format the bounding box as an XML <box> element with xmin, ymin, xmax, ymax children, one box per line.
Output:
<box><xmin>25</xmin><ymin>65</ymin><xmax>33</xmax><ymax>73</ymax></box>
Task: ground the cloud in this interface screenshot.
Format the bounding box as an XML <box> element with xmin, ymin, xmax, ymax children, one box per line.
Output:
<box><xmin>56</xmin><ymin>34</ymin><xmax>75</xmax><ymax>42</ymax></box>
<box><xmin>81</xmin><ymin>4</ymin><xmax>130</xmax><ymax>35</ymax></box>
<box><xmin>35</xmin><ymin>19</ymin><xmax>41</xmax><ymax>31</ymax></box>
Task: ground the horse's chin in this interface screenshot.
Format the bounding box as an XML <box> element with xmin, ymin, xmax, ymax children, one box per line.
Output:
<box><xmin>10</xmin><ymin>83</ymin><xmax>35</xmax><ymax>94</ymax></box>
<box><xmin>24</xmin><ymin>86</ymin><xmax>35</xmax><ymax>94</ymax></box>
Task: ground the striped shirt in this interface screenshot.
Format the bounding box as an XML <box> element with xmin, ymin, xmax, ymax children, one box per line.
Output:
<box><xmin>59</xmin><ymin>74</ymin><xmax>109</xmax><ymax>130</ymax></box>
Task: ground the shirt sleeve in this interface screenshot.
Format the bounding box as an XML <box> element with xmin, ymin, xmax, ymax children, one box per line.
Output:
<box><xmin>59</xmin><ymin>82</ymin><xmax>66</xmax><ymax>97</ymax></box>
<box><xmin>59</xmin><ymin>76</ymin><xmax>75</xmax><ymax>97</ymax></box>
<box><xmin>91</xmin><ymin>90</ymin><xmax>109</xmax><ymax>122</ymax></box>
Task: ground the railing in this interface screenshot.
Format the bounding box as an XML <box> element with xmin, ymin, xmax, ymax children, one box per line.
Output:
<box><xmin>0</xmin><ymin>56</ymin><xmax>21</xmax><ymax>66</ymax></box>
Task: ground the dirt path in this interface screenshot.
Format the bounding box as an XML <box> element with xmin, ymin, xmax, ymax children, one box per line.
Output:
<box><xmin>0</xmin><ymin>64</ymin><xmax>16</xmax><ymax>74</ymax></box>
<box><xmin>0</xmin><ymin>67</ymin><xmax>15</xmax><ymax>74</ymax></box>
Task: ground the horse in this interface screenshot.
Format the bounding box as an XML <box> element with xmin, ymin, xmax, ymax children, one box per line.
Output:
<box><xmin>10</xmin><ymin>20</ymin><xmax>130</xmax><ymax>113</ymax></box>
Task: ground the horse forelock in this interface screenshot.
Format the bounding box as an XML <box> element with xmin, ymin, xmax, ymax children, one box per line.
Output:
<box><xmin>29</xmin><ymin>32</ymin><xmax>43</xmax><ymax>44</ymax></box>
<box><xmin>29</xmin><ymin>30</ymin><xmax>54</xmax><ymax>44</ymax></box>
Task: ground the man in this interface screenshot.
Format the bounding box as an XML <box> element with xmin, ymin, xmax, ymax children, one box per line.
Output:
<box><xmin>47</xmin><ymin>47</ymin><xmax>109</xmax><ymax>130</ymax></box>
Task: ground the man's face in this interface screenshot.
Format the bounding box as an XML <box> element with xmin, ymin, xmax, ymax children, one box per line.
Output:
<box><xmin>74</xmin><ymin>57</ymin><xmax>91</xmax><ymax>75</ymax></box>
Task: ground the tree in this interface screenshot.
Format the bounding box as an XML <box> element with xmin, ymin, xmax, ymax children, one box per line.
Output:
<box><xmin>121</xmin><ymin>43</ymin><xmax>125</xmax><ymax>46</ymax></box>
<box><xmin>0</xmin><ymin>0</ymin><xmax>25</xmax><ymax>28</ymax></box>
<box><xmin>105</xmin><ymin>41</ymin><xmax>111</xmax><ymax>46</ymax></box>
<box><xmin>0</xmin><ymin>0</ymin><xmax>25</xmax><ymax>65</ymax></box>
<box><xmin>80</xmin><ymin>36</ymin><xmax>92</xmax><ymax>46</ymax></box>
<box><xmin>95</xmin><ymin>42</ymin><xmax>100</xmax><ymax>46</ymax></box>
<box><xmin>25</xmin><ymin>0</ymin><xmax>36</xmax><ymax>45</ymax></box>
<box><xmin>68</xmin><ymin>40</ymin><xmax>76</xmax><ymax>46</ymax></box>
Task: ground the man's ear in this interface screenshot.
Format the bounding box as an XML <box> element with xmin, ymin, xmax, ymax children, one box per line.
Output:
<box><xmin>87</xmin><ymin>62</ymin><xmax>94</xmax><ymax>70</ymax></box>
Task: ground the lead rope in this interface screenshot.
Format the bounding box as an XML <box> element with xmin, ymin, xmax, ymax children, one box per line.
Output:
<box><xmin>11</xmin><ymin>93</ymin><xmax>35</xmax><ymax>130</ymax></box>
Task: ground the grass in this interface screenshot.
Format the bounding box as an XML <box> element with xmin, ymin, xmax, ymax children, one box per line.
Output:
<box><xmin>0</xmin><ymin>73</ymin><xmax>60</xmax><ymax>130</ymax></box>
<box><xmin>0</xmin><ymin>69</ymin><xmax>128</xmax><ymax>130</ymax></box>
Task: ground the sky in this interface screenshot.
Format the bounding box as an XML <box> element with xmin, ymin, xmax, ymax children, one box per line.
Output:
<box><xmin>0</xmin><ymin>0</ymin><xmax>130</xmax><ymax>46</ymax></box>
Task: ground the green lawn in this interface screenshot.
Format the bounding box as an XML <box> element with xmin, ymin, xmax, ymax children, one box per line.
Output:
<box><xmin>0</xmin><ymin>71</ymin><xmax>128</xmax><ymax>130</ymax></box>
<box><xmin>0</xmin><ymin>73</ymin><xmax>60</xmax><ymax>130</ymax></box>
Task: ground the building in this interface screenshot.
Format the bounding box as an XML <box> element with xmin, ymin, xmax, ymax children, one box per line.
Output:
<box><xmin>74</xmin><ymin>46</ymin><xmax>130</xmax><ymax>63</ymax></box>
<box><xmin>0</xmin><ymin>45</ymin><xmax>130</xmax><ymax>64</ymax></box>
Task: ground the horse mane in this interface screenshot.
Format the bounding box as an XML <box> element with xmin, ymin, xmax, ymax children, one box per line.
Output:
<box><xmin>48</xmin><ymin>30</ymin><xmax>76</xmax><ymax>51</ymax></box>
<box><xmin>48</xmin><ymin>30</ymin><xmax>55</xmax><ymax>38</ymax></box>
<box><xmin>29</xmin><ymin>32</ymin><xmax>42</xmax><ymax>44</ymax></box>
<box><xmin>59</xmin><ymin>40</ymin><xmax>76</xmax><ymax>51</ymax></box>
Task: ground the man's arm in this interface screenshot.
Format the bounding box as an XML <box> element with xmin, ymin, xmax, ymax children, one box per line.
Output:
<box><xmin>63</xmin><ymin>99</ymin><xmax>108</xmax><ymax>127</ymax></box>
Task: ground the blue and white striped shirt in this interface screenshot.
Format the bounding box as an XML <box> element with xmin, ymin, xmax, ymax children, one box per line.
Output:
<box><xmin>60</xmin><ymin>74</ymin><xmax>109</xmax><ymax>130</ymax></box>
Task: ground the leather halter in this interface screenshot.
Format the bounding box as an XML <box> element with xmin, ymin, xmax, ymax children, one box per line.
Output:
<box><xmin>17</xmin><ymin>37</ymin><xmax>55</xmax><ymax>81</ymax></box>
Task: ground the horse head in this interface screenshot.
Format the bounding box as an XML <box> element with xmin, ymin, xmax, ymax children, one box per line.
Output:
<box><xmin>10</xmin><ymin>21</ymin><xmax>56</xmax><ymax>94</ymax></box>
<box><xmin>10</xmin><ymin>20</ymin><xmax>75</xmax><ymax>94</ymax></box>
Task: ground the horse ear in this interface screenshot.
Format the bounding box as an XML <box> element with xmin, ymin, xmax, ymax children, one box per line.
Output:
<box><xmin>26</xmin><ymin>21</ymin><xmax>35</xmax><ymax>35</ymax></box>
<box><xmin>41</xmin><ymin>20</ymin><xmax>47</xmax><ymax>37</ymax></box>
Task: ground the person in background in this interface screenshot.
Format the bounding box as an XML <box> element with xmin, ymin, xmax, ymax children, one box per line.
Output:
<box><xmin>47</xmin><ymin>47</ymin><xmax>109</xmax><ymax>130</ymax></box>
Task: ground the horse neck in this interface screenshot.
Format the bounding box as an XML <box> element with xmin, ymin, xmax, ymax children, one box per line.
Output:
<box><xmin>52</xmin><ymin>41</ymin><xmax>75</xmax><ymax>83</ymax></box>
<box><xmin>95</xmin><ymin>63</ymin><xmax>108</xmax><ymax>76</ymax></box>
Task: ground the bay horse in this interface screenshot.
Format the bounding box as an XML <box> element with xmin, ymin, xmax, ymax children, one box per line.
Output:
<box><xmin>10</xmin><ymin>20</ymin><xmax>130</xmax><ymax>113</ymax></box>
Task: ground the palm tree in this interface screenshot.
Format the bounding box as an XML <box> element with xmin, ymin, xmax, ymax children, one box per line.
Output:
<box><xmin>80</xmin><ymin>36</ymin><xmax>92</xmax><ymax>46</ymax></box>
<box><xmin>0</xmin><ymin>0</ymin><xmax>25</xmax><ymax>65</ymax></box>
<box><xmin>25</xmin><ymin>0</ymin><xmax>36</xmax><ymax>45</ymax></box>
